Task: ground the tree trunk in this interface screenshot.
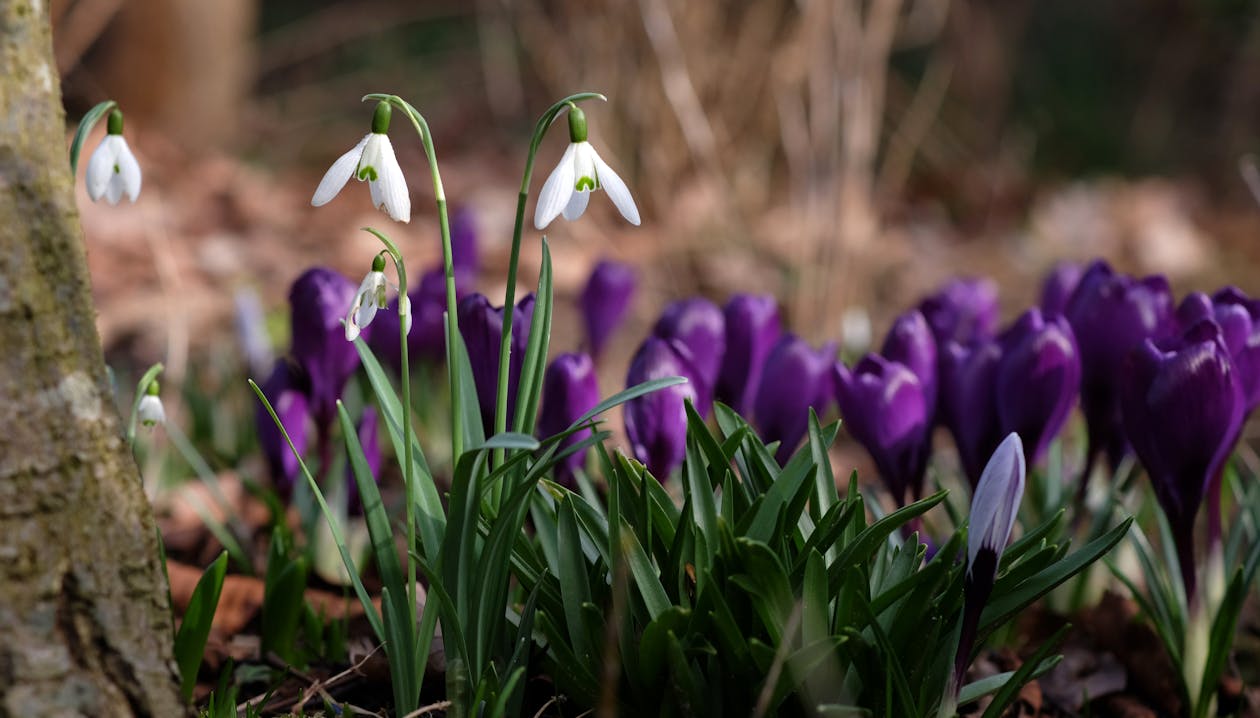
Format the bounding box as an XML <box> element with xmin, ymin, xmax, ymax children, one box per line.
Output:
<box><xmin>0</xmin><ymin>2</ymin><xmax>185</xmax><ymax>716</ymax></box>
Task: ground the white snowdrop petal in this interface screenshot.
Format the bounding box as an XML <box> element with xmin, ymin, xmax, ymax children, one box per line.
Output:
<box><xmin>355</xmin><ymin>300</ymin><xmax>379</xmax><ymax>332</ymax></box>
<box><xmin>592</xmin><ymin>150</ymin><xmax>640</xmax><ymax>226</ymax></box>
<box><xmin>374</xmin><ymin>136</ymin><xmax>411</xmax><ymax>223</ymax></box>
<box><xmin>400</xmin><ymin>295</ymin><xmax>413</xmax><ymax>335</ymax></box>
<box><xmin>345</xmin><ymin>291</ymin><xmax>366</xmax><ymax>341</ymax></box>
<box><xmin>85</xmin><ymin>137</ymin><xmax>117</xmax><ymax>201</ymax></box>
<box><xmin>562</xmin><ymin>189</ymin><xmax>591</xmax><ymax>220</ymax></box>
<box><xmin>369</xmin><ymin>178</ymin><xmax>384</xmax><ymax>213</ymax></box>
<box><xmin>114</xmin><ymin>138</ymin><xmax>142</xmax><ymax>202</ymax></box>
<box><xmin>105</xmin><ymin>176</ymin><xmax>124</xmax><ymax>205</ymax></box>
<box><xmin>534</xmin><ymin>143</ymin><xmax>578</xmax><ymax>229</ymax></box>
<box><xmin>138</xmin><ymin>394</ymin><xmax>165</xmax><ymax>426</ymax></box>
<box><xmin>312</xmin><ymin>134</ymin><xmax>370</xmax><ymax>207</ymax></box>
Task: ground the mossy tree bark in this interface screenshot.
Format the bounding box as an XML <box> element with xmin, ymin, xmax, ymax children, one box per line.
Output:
<box><xmin>0</xmin><ymin>1</ymin><xmax>185</xmax><ymax>716</ymax></box>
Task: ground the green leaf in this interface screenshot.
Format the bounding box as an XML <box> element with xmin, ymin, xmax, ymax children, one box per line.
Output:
<box><xmin>979</xmin><ymin>630</ymin><xmax>1065</xmax><ymax>718</ymax></box>
<box><xmin>558</xmin><ymin>498</ymin><xmax>595</xmax><ymax>663</ymax></box>
<box><xmin>828</xmin><ymin>491</ymin><xmax>947</xmax><ymax>590</ymax></box>
<box><xmin>981</xmin><ymin>518</ymin><xmax>1132</xmax><ymax>632</ymax></box>
<box><xmin>174</xmin><ymin>551</ymin><xmax>228</xmax><ymax>701</ymax></box>
<box><xmin>352</xmin><ymin>338</ymin><xmax>445</xmax><ymax>560</ymax></box>
<box><xmin>261</xmin><ymin>530</ymin><xmax>308</xmax><ymax>664</ymax></box>
<box><xmin>475</xmin><ymin>432</ymin><xmax>542</xmax><ymax>451</ymax></box>
<box><xmin>513</xmin><ymin>238</ymin><xmax>553</xmax><ymax>435</ymax></box>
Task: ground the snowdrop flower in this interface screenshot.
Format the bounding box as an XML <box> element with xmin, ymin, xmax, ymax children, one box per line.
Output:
<box><xmin>312</xmin><ymin>102</ymin><xmax>411</xmax><ymax>223</ymax></box>
<box><xmin>534</xmin><ymin>106</ymin><xmax>639</xmax><ymax>230</ymax></box>
<box><xmin>346</xmin><ymin>255</ymin><xmax>410</xmax><ymax>341</ymax></box>
<box><xmin>138</xmin><ymin>381</ymin><xmax>165</xmax><ymax>427</ymax></box>
<box><xmin>85</xmin><ymin>109</ymin><xmax>141</xmax><ymax>204</ymax></box>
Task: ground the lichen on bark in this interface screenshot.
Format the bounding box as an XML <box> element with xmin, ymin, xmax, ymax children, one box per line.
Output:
<box><xmin>0</xmin><ymin>0</ymin><xmax>186</xmax><ymax>716</ymax></box>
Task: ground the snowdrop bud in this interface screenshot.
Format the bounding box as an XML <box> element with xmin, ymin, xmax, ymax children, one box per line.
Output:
<box><xmin>138</xmin><ymin>381</ymin><xmax>165</xmax><ymax>427</ymax></box>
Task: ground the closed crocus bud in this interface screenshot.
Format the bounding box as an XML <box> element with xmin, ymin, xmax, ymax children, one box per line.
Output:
<box><xmin>450</xmin><ymin>205</ymin><xmax>480</xmax><ymax>274</ymax></box>
<box><xmin>1180</xmin><ymin>288</ymin><xmax>1260</xmax><ymax>413</ymax></box>
<box><xmin>580</xmin><ymin>260</ymin><xmax>637</xmax><ymax>360</ymax></box>
<box><xmin>624</xmin><ymin>337</ymin><xmax>699</xmax><ymax>481</ymax></box>
<box><xmin>289</xmin><ymin>268</ymin><xmax>360</xmax><ymax>427</ymax></box>
<box><xmin>939</xmin><ymin>340</ymin><xmax>1004</xmax><ymax>487</ymax></box>
<box><xmin>256</xmin><ymin>359</ymin><xmax>312</xmax><ymax>499</ymax></box>
<box><xmin>953</xmin><ymin>433</ymin><xmax>1026</xmax><ymax>694</ymax></box>
<box><xmin>368</xmin><ymin>267</ymin><xmax>473</xmax><ymax>369</ymax></box>
<box><xmin>995</xmin><ymin>309</ymin><xmax>1081</xmax><ymax>467</ymax></box>
<box><xmin>458</xmin><ymin>293</ymin><xmax>535</xmax><ymax>434</ymax></box>
<box><xmin>919</xmin><ymin>277</ymin><xmax>1000</xmax><ymax>347</ymax></box>
<box><xmin>1065</xmin><ymin>260</ymin><xmax>1174</xmax><ymax>476</ymax></box>
<box><xmin>716</xmin><ymin>294</ymin><xmax>782</xmax><ymax>415</ymax></box>
<box><xmin>834</xmin><ymin>354</ymin><xmax>931</xmax><ymax>504</ymax></box>
<box><xmin>881</xmin><ymin>310</ymin><xmax>937</xmax><ymax>420</ymax></box>
<box><xmin>654</xmin><ymin>298</ymin><xmax>726</xmax><ymax>416</ymax></box>
<box><xmin>754</xmin><ymin>335</ymin><xmax>835</xmax><ymax>463</ymax></box>
<box><xmin>538</xmin><ymin>353</ymin><xmax>601</xmax><ymax>487</ymax></box>
<box><xmin>1120</xmin><ymin>320</ymin><xmax>1243</xmax><ymax>602</ymax></box>
<box><xmin>347</xmin><ymin>407</ymin><xmax>381</xmax><ymax>516</ymax></box>
<box><xmin>1039</xmin><ymin>262</ymin><xmax>1085</xmax><ymax>317</ymax></box>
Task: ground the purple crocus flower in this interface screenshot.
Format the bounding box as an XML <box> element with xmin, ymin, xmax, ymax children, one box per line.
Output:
<box><xmin>881</xmin><ymin>309</ymin><xmax>938</xmax><ymax>420</ymax></box>
<box><xmin>256</xmin><ymin>359</ymin><xmax>312</xmax><ymax>499</ymax></box>
<box><xmin>1065</xmin><ymin>260</ymin><xmax>1173</xmax><ymax>478</ymax></box>
<box><xmin>347</xmin><ymin>406</ymin><xmax>381</xmax><ymax>516</ymax></box>
<box><xmin>939</xmin><ymin>339</ymin><xmax>1004</xmax><ymax>487</ymax></box>
<box><xmin>919</xmin><ymin>277</ymin><xmax>1000</xmax><ymax>347</ymax></box>
<box><xmin>458</xmin><ymin>292</ymin><xmax>535</xmax><ymax>435</ymax></box>
<box><xmin>289</xmin><ymin>267</ymin><xmax>360</xmax><ymax>427</ymax></box>
<box><xmin>1039</xmin><ymin>262</ymin><xmax>1085</xmax><ymax>317</ymax></box>
<box><xmin>995</xmin><ymin>309</ymin><xmax>1082</xmax><ymax>467</ymax></box>
<box><xmin>1120</xmin><ymin>319</ymin><xmax>1243</xmax><ymax>601</ymax></box>
<box><xmin>624</xmin><ymin>337</ymin><xmax>699</xmax><ymax>481</ymax></box>
<box><xmin>753</xmin><ymin>335</ymin><xmax>835</xmax><ymax>464</ymax></box>
<box><xmin>450</xmin><ymin>205</ymin><xmax>480</xmax><ymax>274</ymax></box>
<box><xmin>834</xmin><ymin>354</ymin><xmax>931</xmax><ymax>504</ymax></box>
<box><xmin>1178</xmin><ymin>288</ymin><xmax>1260</xmax><ymax>413</ymax></box>
<box><xmin>368</xmin><ymin>266</ymin><xmax>473</xmax><ymax>369</ymax></box>
<box><xmin>538</xmin><ymin>352</ymin><xmax>601</xmax><ymax>487</ymax></box>
<box><xmin>580</xmin><ymin>260</ymin><xmax>637</xmax><ymax>360</ymax></box>
<box><xmin>653</xmin><ymin>298</ymin><xmax>725</xmax><ymax>415</ymax></box>
<box><xmin>716</xmin><ymin>294</ymin><xmax>782</xmax><ymax>416</ymax></box>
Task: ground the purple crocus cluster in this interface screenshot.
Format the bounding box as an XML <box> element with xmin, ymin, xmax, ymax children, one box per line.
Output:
<box><xmin>255</xmin><ymin>268</ymin><xmax>380</xmax><ymax>512</ymax></box>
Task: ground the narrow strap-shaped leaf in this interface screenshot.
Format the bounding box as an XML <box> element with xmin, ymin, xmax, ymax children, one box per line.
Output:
<box><xmin>513</xmin><ymin>238</ymin><xmax>553</xmax><ymax>435</ymax></box>
<box><xmin>174</xmin><ymin>551</ymin><xmax>228</xmax><ymax>701</ymax></box>
<box><xmin>68</xmin><ymin>100</ymin><xmax>117</xmax><ymax>175</ymax></box>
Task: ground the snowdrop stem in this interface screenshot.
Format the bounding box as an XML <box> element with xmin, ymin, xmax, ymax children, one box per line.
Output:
<box><xmin>360</xmin><ymin>226</ymin><xmax>418</xmax><ymax>621</ymax></box>
<box><xmin>126</xmin><ymin>362</ymin><xmax>164</xmax><ymax>448</ymax></box>
<box><xmin>491</xmin><ymin>92</ymin><xmax>606</xmax><ymax>471</ymax></box>
<box><xmin>363</xmin><ymin>93</ymin><xmax>463</xmax><ymax>464</ymax></box>
<box><xmin>68</xmin><ymin>99</ymin><xmax>119</xmax><ymax>176</ymax></box>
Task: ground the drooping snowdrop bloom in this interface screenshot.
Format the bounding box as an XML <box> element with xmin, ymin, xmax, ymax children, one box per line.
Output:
<box><xmin>137</xmin><ymin>381</ymin><xmax>165</xmax><ymax>427</ymax></box>
<box><xmin>534</xmin><ymin>106</ymin><xmax>640</xmax><ymax>229</ymax></box>
<box><xmin>311</xmin><ymin>102</ymin><xmax>411</xmax><ymax>223</ymax></box>
<box><xmin>345</xmin><ymin>255</ymin><xmax>410</xmax><ymax>342</ymax></box>
<box><xmin>85</xmin><ymin>109</ymin><xmax>141</xmax><ymax>204</ymax></box>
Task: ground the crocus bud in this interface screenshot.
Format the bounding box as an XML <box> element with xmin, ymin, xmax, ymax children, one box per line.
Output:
<box><xmin>1179</xmin><ymin>288</ymin><xmax>1260</xmax><ymax>413</ymax></box>
<box><xmin>834</xmin><ymin>355</ymin><xmax>931</xmax><ymax>504</ymax></box>
<box><xmin>1120</xmin><ymin>320</ymin><xmax>1243</xmax><ymax>602</ymax></box>
<box><xmin>1039</xmin><ymin>262</ymin><xmax>1085</xmax><ymax>317</ymax></box>
<box><xmin>954</xmin><ymin>433</ymin><xmax>1026</xmax><ymax>692</ymax></box>
<box><xmin>368</xmin><ymin>266</ymin><xmax>473</xmax><ymax>369</ymax></box>
<box><xmin>995</xmin><ymin>309</ymin><xmax>1081</xmax><ymax>467</ymax></box>
<box><xmin>347</xmin><ymin>407</ymin><xmax>381</xmax><ymax>516</ymax></box>
<box><xmin>716</xmin><ymin>294</ymin><xmax>781</xmax><ymax>415</ymax></box>
<box><xmin>458</xmin><ymin>293</ymin><xmax>535</xmax><ymax>435</ymax></box>
<box><xmin>538</xmin><ymin>353</ymin><xmax>601</xmax><ymax>487</ymax></box>
<box><xmin>256</xmin><ymin>359</ymin><xmax>312</xmax><ymax>499</ymax></box>
<box><xmin>753</xmin><ymin>335</ymin><xmax>834</xmax><ymax>463</ymax></box>
<box><xmin>624</xmin><ymin>337</ymin><xmax>699</xmax><ymax>481</ymax></box>
<box><xmin>939</xmin><ymin>339</ymin><xmax>1003</xmax><ymax>487</ymax></box>
<box><xmin>1065</xmin><ymin>260</ymin><xmax>1173</xmax><ymax>476</ymax></box>
<box><xmin>289</xmin><ymin>268</ymin><xmax>360</xmax><ymax>428</ymax></box>
<box><xmin>580</xmin><ymin>260</ymin><xmax>637</xmax><ymax>360</ymax></box>
<box><xmin>918</xmin><ymin>277</ymin><xmax>1000</xmax><ymax>347</ymax></box>
<box><xmin>654</xmin><ymin>298</ymin><xmax>725</xmax><ymax>416</ymax></box>
<box><xmin>881</xmin><ymin>310</ymin><xmax>937</xmax><ymax>420</ymax></box>
<box><xmin>450</xmin><ymin>205</ymin><xmax>480</xmax><ymax>274</ymax></box>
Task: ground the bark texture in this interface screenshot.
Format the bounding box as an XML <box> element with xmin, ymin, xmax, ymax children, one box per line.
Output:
<box><xmin>0</xmin><ymin>1</ymin><xmax>185</xmax><ymax>716</ymax></box>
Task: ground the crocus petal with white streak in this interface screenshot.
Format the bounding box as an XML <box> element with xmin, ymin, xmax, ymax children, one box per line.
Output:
<box><xmin>967</xmin><ymin>432</ymin><xmax>1026</xmax><ymax>573</ymax></box>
